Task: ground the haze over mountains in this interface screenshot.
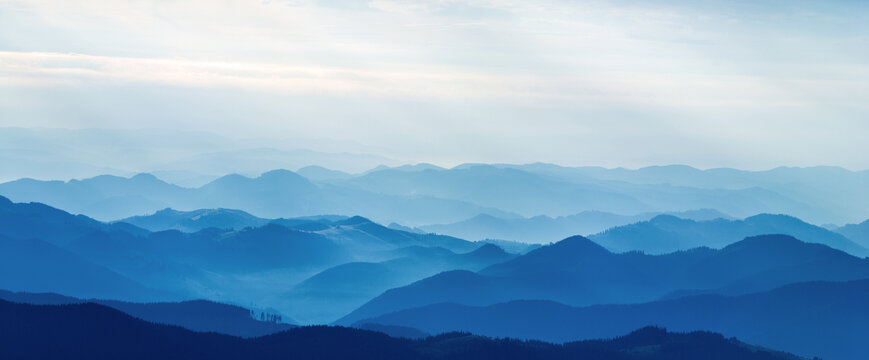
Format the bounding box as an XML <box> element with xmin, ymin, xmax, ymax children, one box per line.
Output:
<box><xmin>0</xmin><ymin>127</ymin><xmax>395</xmax><ymax>185</ymax></box>
<box><xmin>5</xmin><ymin>0</ymin><xmax>868</xmax><ymax>356</ymax></box>
<box><xmin>2</xmin><ymin>163</ymin><xmax>868</xmax><ymax>359</ymax></box>
<box><xmin>0</xmin><ymin>195</ymin><xmax>514</xmax><ymax>323</ymax></box>
<box><xmin>2</xmin><ymin>162</ymin><xmax>867</xmax><ymax>227</ymax></box>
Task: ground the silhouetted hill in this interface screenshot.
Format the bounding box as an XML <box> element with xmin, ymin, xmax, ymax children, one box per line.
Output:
<box><xmin>338</xmin><ymin>234</ymin><xmax>869</xmax><ymax>325</ymax></box>
<box><xmin>358</xmin><ymin>279</ymin><xmax>869</xmax><ymax>360</ymax></box>
<box><xmin>0</xmin><ymin>299</ymin><xmax>800</xmax><ymax>360</ymax></box>
<box><xmin>120</xmin><ymin>208</ymin><xmax>269</xmax><ymax>232</ymax></box>
<box><xmin>357</xmin><ymin>323</ymin><xmax>430</xmax><ymax>339</ymax></box>
<box><xmin>590</xmin><ymin>213</ymin><xmax>868</xmax><ymax>256</ymax></box>
<box><xmin>0</xmin><ymin>290</ymin><xmax>294</xmax><ymax>337</ymax></box>
<box><xmin>420</xmin><ymin>209</ymin><xmax>732</xmax><ymax>243</ymax></box>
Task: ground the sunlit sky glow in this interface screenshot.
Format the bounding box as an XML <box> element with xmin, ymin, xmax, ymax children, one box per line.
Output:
<box><xmin>1</xmin><ymin>0</ymin><xmax>867</xmax><ymax>169</ymax></box>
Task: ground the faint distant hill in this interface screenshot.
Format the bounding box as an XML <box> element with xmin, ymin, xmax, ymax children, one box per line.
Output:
<box><xmin>296</xmin><ymin>165</ymin><xmax>354</xmax><ymax>182</ymax></box>
<box><xmin>4</xmin><ymin>163</ymin><xmax>865</xmax><ymax>226</ymax></box>
<box><xmin>0</xmin><ymin>127</ymin><xmax>393</xmax><ymax>182</ymax></box>
<box><xmin>0</xmin><ymin>170</ymin><xmax>515</xmax><ymax>224</ymax></box>
<box><xmin>0</xmin><ymin>299</ymin><xmax>802</xmax><ymax>360</ymax></box>
<box><xmin>0</xmin><ymin>290</ymin><xmax>294</xmax><ymax>338</ymax></box>
<box><xmin>338</xmin><ymin>234</ymin><xmax>869</xmax><ymax>325</ymax></box>
<box><xmin>120</xmin><ymin>208</ymin><xmax>270</xmax><ymax>232</ymax></box>
<box><xmin>3</xmin><ymin>158</ymin><xmax>867</xmax><ymax>225</ymax></box>
<box><xmin>339</xmin><ymin>164</ymin><xmax>837</xmax><ymax>224</ymax></box>
<box><xmin>357</xmin><ymin>279</ymin><xmax>869</xmax><ymax>360</ymax></box>
<box><xmin>835</xmin><ymin>219</ymin><xmax>869</xmax><ymax>248</ymax></box>
<box><xmin>499</xmin><ymin>163</ymin><xmax>869</xmax><ymax>224</ymax></box>
<box><xmin>420</xmin><ymin>209</ymin><xmax>732</xmax><ymax>243</ymax></box>
<box><xmin>590</xmin><ymin>213</ymin><xmax>869</xmax><ymax>256</ymax></box>
<box><xmin>344</xmin><ymin>165</ymin><xmax>650</xmax><ymax>217</ymax></box>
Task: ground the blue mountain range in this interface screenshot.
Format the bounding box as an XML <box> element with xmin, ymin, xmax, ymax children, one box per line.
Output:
<box><xmin>355</xmin><ymin>279</ymin><xmax>869</xmax><ymax>360</ymax></box>
<box><xmin>339</xmin><ymin>234</ymin><xmax>869</xmax><ymax>325</ymax></box>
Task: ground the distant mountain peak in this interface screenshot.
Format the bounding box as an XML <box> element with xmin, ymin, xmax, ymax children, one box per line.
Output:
<box><xmin>551</xmin><ymin>235</ymin><xmax>611</xmax><ymax>254</ymax></box>
<box><xmin>744</xmin><ymin>213</ymin><xmax>801</xmax><ymax>223</ymax></box>
<box><xmin>259</xmin><ymin>169</ymin><xmax>303</xmax><ymax>179</ymax></box>
<box><xmin>153</xmin><ymin>207</ymin><xmax>181</xmax><ymax>215</ymax></box>
<box><xmin>130</xmin><ymin>173</ymin><xmax>160</xmax><ymax>182</ymax></box>
<box><xmin>467</xmin><ymin>243</ymin><xmax>508</xmax><ymax>257</ymax></box>
<box><xmin>335</xmin><ymin>216</ymin><xmax>374</xmax><ymax>226</ymax></box>
<box><xmin>722</xmin><ymin>234</ymin><xmax>807</xmax><ymax>253</ymax></box>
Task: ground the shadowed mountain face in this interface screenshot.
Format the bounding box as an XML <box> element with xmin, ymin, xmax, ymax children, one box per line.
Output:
<box><xmin>0</xmin><ymin>195</ymin><xmax>509</xmax><ymax>323</ymax></box>
<box><xmin>0</xmin><ymin>299</ymin><xmax>801</xmax><ymax>360</ymax></box>
<box><xmin>357</xmin><ymin>279</ymin><xmax>869</xmax><ymax>360</ymax></box>
<box><xmin>0</xmin><ymin>290</ymin><xmax>294</xmax><ymax>338</ymax></box>
<box><xmin>419</xmin><ymin>209</ymin><xmax>732</xmax><ymax>244</ymax></box>
<box><xmin>590</xmin><ymin>213</ymin><xmax>869</xmax><ymax>256</ymax></box>
<box><xmin>338</xmin><ymin>234</ymin><xmax>869</xmax><ymax>325</ymax></box>
<box><xmin>0</xmin><ymin>235</ymin><xmax>163</xmax><ymax>301</ymax></box>
<box><xmin>284</xmin><ymin>244</ymin><xmax>516</xmax><ymax>324</ymax></box>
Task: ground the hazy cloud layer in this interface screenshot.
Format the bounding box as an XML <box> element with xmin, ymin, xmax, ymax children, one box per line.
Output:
<box><xmin>1</xmin><ymin>0</ymin><xmax>867</xmax><ymax>169</ymax></box>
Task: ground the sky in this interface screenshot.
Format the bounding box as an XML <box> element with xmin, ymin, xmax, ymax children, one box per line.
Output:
<box><xmin>1</xmin><ymin>0</ymin><xmax>868</xmax><ymax>170</ymax></box>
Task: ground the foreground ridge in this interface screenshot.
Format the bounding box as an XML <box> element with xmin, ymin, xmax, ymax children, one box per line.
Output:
<box><xmin>0</xmin><ymin>299</ymin><xmax>802</xmax><ymax>360</ymax></box>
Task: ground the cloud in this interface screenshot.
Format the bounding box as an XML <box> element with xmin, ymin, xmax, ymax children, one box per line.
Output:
<box><xmin>2</xmin><ymin>50</ymin><xmax>866</xmax><ymax>112</ymax></box>
<box><xmin>1</xmin><ymin>0</ymin><xmax>868</xmax><ymax>169</ymax></box>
